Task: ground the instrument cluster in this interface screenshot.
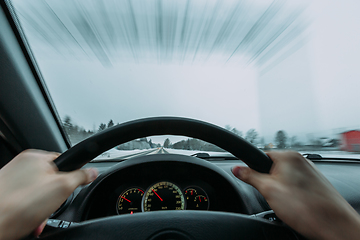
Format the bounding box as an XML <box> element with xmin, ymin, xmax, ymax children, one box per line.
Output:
<box><xmin>116</xmin><ymin>181</ymin><xmax>210</xmax><ymax>215</ymax></box>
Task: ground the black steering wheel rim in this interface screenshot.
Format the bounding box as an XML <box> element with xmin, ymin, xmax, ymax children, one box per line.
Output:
<box><xmin>55</xmin><ymin>117</ymin><xmax>272</xmax><ymax>173</ymax></box>
<box><xmin>42</xmin><ymin>117</ymin><xmax>300</xmax><ymax>240</ymax></box>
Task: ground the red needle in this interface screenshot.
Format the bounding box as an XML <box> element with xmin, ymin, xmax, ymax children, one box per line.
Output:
<box><xmin>199</xmin><ymin>196</ymin><xmax>201</xmax><ymax>202</ymax></box>
<box><xmin>121</xmin><ymin>196</ymin><xmax>131</xmax><ymax>203</ymax></box>
<box><xmin>152</xmin><ymin>189</ymin><xmax>163</xmax><ymax>201</ymax></box>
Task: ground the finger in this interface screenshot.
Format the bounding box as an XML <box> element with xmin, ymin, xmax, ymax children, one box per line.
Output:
<box><xmin>268</xmin><ymin>151</ymin><xmax>311</xmax><ymax>171</ymax></box>
<box><xmin>33</xmin><ymin>219</ymin><xmax>47</xmax><ymax>237</ymax></box>
<box><xmin>64</xmin><ymin>168</ymin><xmax>98</xmax><ymax>189</ymax></box>
<box><xmin>265</xmin><ymin>151</ymin><xmax>283</xmax><ymax>164</ymax></box>
<box><xmin>45</xmin><ymin>152</ymin><xmax>61</xmax><ymax>162</ymax></box>
<box><xmin>25</xmin><ymin>149</ymin><xmax>61</xmax><ymax>162</ymax></box>
<box><xmin>19</xmin><ymin>149</ymin><xmax>60</xmax><ymax>164</ymax></box>
<box><xmin>266</xmin><ymin>151</ymin><xmax>300</xmax><ymax>164</ymax></box>
<box><xmin>49</xmin><ymin>152</ymin><xmax>61</xmax><ymax>158</ymax></box>
<box><xmin>232</xmin><ymin>166</ymin><xmax>269</xmax><ymax>189</ymax></box>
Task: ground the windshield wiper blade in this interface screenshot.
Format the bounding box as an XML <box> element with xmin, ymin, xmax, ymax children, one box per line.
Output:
<box><xmin>303</xmin><ymin>153</ymin><xmax>360</xmax><ymax>162</ymax></box>
<box><xmin>191</xmin><ymin>153</ymin><xmax>210</xmax><ymax>158</ymax></box>
<box><xmin>191</xmin><ymin>152</ymin><xmax>239</xmax><ymax>161</ymax></box>
<box><xmin>90</xmin><ymin>158</ymin><xmax>126</xmax><ymax>163</ymax></box>
<box><xmin>303</xmin><ymin>153</ymin><xmax>322</xmax><ymax>160</ymax></box>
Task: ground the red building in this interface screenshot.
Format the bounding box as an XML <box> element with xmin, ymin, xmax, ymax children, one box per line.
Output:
<box><xmin>341</xmin><ymin>130</ymin><xmax>360</xmax><ymax>152</ymax></box>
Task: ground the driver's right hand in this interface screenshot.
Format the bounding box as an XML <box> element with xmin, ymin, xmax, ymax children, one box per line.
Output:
<box><xmin>232</xmin><ymin>151</ymin><xmax>360</xmax><ymax>240</ymax></box>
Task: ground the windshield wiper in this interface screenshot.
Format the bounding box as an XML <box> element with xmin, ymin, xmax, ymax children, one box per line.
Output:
<box><xmin>303</xmin><ymin>153</ymin><xmax>322</xmax><ymax>160</ymax></box>
<box><xmin>191</xmin><ymin>152</ymin><xmax>239</xmax><ymax>161</ymax></box>
<box><xmin>303</xmin><ymin>153</ymin><xmax>360</xmax><ymax>162</ymax></box>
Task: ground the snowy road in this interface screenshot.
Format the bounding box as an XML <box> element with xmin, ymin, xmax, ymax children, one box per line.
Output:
<box><xmin>92</xmin><ymin>147</ymin><xmax>169</xmax><ymax>162</ymax></box>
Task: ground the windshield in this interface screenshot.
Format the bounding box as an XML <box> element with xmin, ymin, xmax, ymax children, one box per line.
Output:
<box><xmin>9</xmin><ymin>0</ymin><xmax>360</xmax><ymax>159</ymax></box>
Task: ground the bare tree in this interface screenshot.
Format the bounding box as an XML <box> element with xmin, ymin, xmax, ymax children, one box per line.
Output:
<box><xmin>107</xmin><ymin>119</ymin><xmax>114</xmax><ymax>128</ymax></box>
<box><xmin>231</xmin><ymin>128</ymin><xmax>243</xmax><ymax>137</ymax></box>
<box><xmin>163</xmin><ymin>138</ymin><xmax>171</xmax><ymax>148</ymax></box>
<box><xmin>225</xmin><ymin>125</ymin><xmax>232</xmax><ymax>131</ymax></box>
<box><xmin>245</xmin><ymin>129</ymin><xmax>258</xmax><ymax>144</ymax></box>
<box><xmin>275</xmin><ymin>130</ymin><xmax>287</xmax><ymax>149</ymax></box>
<box><xmin>290</xmin><ymin>136</ymin><xmax>297</xmax><ymax>148</ymax></box>
<box><xmin>98</xmin><ymin>123</ymin><xmax>106</xmax><ymax>131</ymax></box>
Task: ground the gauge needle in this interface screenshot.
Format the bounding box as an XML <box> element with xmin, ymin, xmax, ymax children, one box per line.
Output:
<box><xmin>152</xmin><ymin>189</ymin><xmax>163</xmax><ymax>201</ymax></box>
<box><xmin>199</xmin><ymin>196</ymin><xmax>201</xmax><ymax>202</ymax></box>
<box><xmin>121</xmin><ymin>196</ymin><xmax>131</xmax><ymax>203</ymax></box>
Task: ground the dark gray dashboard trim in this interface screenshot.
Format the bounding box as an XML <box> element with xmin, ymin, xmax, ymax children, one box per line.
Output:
<box><xmin>0</xmin><ymin>2</ymin><xmax>68</xmax><ymax>153</ymax></box>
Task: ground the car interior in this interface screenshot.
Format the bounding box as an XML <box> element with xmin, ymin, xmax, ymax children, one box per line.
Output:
<box><xmin>1</xmin><ymin>1</ymin><xmax>360</xmax><ymax>240</ymax></box>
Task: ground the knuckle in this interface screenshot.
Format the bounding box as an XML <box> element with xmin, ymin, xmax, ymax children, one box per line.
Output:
<box><xmin>290</xmin><ymin>151</ymin><xmax>303</xmax><ymax>158</ymax></box>
<box><xmin>290</xmin><ymin>152</ymin><xmax>307</xmax><ymax>165</ymax></box>
<box><xmin>20</xmin><ymin>149</ymin><xmax>34</xmax><ymax>157</ymax></box>
<box><xmin>56</xmin><ymin>177</ymin><xmax>73</xmax><ymax>195</ymax></box>
<box><xmin>258</xmin><ymin>182</ymin><xmax>273</xmax><ymax>195</ymax></box>
<box><xmin>22</xmin><ymin>149</ymin><xmax>32</xmax><ymax>154</ymax></box>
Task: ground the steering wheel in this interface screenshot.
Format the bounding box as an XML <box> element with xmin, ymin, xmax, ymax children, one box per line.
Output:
<box><xmin>40</xmin><ymin>117</ymin><xmax>298</xmax><ymax>240</ymax></box>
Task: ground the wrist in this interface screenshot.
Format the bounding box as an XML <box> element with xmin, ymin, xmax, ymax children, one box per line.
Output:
<box><xmin>0</xmin><ymin>197</ymin><xmax>23</xmax><ymax>240</ymax></box>
<box><xmin>317</xmin><ymin>207</ymin><xmax>360</xmax><ymax>240</ymax></box>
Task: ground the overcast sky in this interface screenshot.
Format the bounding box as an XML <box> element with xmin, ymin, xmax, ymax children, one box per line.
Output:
<box><xmin>12</xmin><ymin>0</ymin><xmax>360</xmax><ymax>144</ymax></box>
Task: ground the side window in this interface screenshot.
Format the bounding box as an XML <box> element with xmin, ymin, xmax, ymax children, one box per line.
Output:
<box><xmin>0</xmin><ymin>133</ymin><xmax>17</xmax><ymax>169</ymax></box>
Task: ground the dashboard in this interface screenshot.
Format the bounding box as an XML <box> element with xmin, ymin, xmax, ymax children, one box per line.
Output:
<box><xmin>54</xmin><ymin>152</ymin><xmax>360</xmax><ymax>236</ymax></box>
<box><xmin>45</xmin><ymin>152</ymin><xmax>360</xmax><ymax>240</ymax></box>
<box><xmin>76</xmin><ymin>154</ymin><xmax>247</xmax><ymax>221</ymax></box>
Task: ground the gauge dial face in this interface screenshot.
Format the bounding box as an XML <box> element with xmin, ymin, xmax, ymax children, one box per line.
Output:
<box><xmin>117</xmin><ymin>187</ymin><xmax>144</xmax><ymax>214</ymax></box>
<box><xmin>143</xmin><ymin>181</ymin><xmax>185</xmax><ymax>212</ymax></box>
<box><xmin>184</xmin><ymin>186</ymin><xmax>209</xmax><ymax>210</ymax></box>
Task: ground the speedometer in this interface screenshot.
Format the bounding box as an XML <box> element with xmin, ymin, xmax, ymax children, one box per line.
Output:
<box><xmin>117</xmin><ymin>187</ymin><xmax>144</xmax><ymax>215</ymax></box>
<box><xmin>143</xmin><ymin>181</ymin><xmax>185</xmax><ymax>212</ymax></box>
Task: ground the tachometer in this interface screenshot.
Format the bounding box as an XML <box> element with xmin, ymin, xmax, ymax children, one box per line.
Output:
<box><xmin>143</xmin><ymin>181</ymin><xmax>185</xmax><ymax>212</ymax></box>
<box><xmin>117</xmin><ymin>187</ymin><xmax>144</xmax><ymax>214</ymax></box>
<box><xmin>184</xmin><ymin>186</ymin><xmax>209</xmax><ymax>210</ymax></box>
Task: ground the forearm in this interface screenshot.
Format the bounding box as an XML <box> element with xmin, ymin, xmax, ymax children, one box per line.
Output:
<box><xmin>0</xmin><ymin>201</ymin><xmax>21</xmax><ymax>240</ymax></box>
<box><xmin>316</xmin><ymin>207</ymin><xmax>360</xmax><ymax>240</ymax></box>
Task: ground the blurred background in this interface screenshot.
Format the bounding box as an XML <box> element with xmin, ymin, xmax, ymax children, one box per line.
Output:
<box><xmin>10</xmin><ymin>0</ymin><xmax>360</xmax><ymax>157</ymax></box>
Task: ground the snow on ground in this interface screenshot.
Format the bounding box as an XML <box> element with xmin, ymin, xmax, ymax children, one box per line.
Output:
<box><xmin>93</xmin><ymin>148</ymin><xmax>360</xmax><ymax>161</ymax></box>
<box><xmin>167</xmin><ymin>149</ymin><xmax>360</xmax><ymax>159</ymax></box>
<box><xmin>165</xmin><ymin>148</ymin><xmax>360</xmax><ymax>159</ymax></box>
<box><xmin>164</xmin><ymin>149</ymin><xmax>226</xmax><ymax>156</ymax></box>
<box><xmin>298</xmin><ymin>151</ymin><xmax>360</xmax><ymax>159</ymax></box>
<box><xmin>93</xmin><ymin>148</ymin><xmax>153</xmax><ymax>160</ymax></box>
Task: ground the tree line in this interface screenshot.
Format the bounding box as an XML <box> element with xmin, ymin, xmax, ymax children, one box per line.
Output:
<box><xmin>163</xmin><ymin>138</ymin><xmax>225</xmax><ymax>152</ymax></box>
<box><xmin>62</xmin><ymin>116</ymin><xmax>162</xmax><ymax>148</ymax></box>
<box><xmin>62</xmin><ymin>117</ymin><xmax>339</xmax><ymax>150</ymax></box>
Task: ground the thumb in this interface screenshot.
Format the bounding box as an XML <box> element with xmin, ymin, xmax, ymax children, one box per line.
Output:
<box><xmin>64</xmin><ymin>168</ymin><xmax>98</xmax><ymax>190</ymax></box>
<box><xmin>232</xmin><ymin>166</ymin><xmax>269</xmax><ymax>190</ymax></box>
<box><xmin>33</xmin><ymin>219</ymin><xmax>47</xmax><ymax>237</ymax></box>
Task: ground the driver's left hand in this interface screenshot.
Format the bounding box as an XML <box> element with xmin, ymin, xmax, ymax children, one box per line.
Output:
<box><xmin>0</xmin><ymin>149</ymin><xmax>98</xmax><ymax>240</ymax></box>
